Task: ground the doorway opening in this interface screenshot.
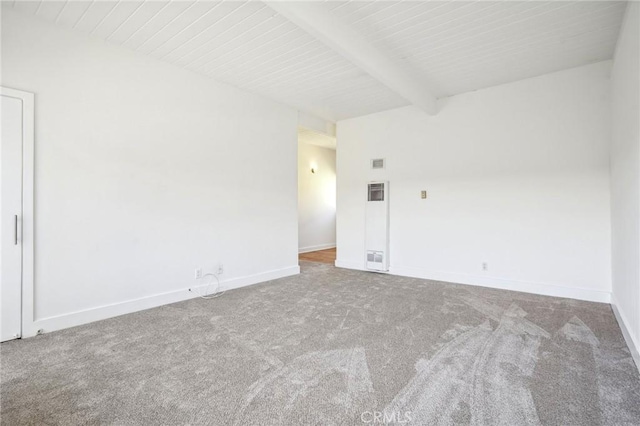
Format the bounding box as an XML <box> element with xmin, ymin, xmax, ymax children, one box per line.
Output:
<box><xmin>297</xmin><ymin>126</ymin><xmax>336</xmax><ymax>265</ymax></box>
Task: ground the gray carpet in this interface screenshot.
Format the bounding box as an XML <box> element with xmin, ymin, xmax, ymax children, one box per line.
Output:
<box><xmin>2</xmin><ymin>261</ymin><xmax>639</xmax><ymax>425</ymax></box>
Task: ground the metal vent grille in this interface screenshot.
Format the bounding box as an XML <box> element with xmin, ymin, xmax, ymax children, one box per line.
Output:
<box><xmin>368</xmin><ymin>183</ymin><xmax>384</xmax><ymax>201</ymax></box>
<box><xmin>367</xmin><ymin>250</ymin><xmax>386</xmax><ymax>271</ymax></box>
<box><xmin>371</xmin><ymin>158</ymin><xmax>385</xmax><ymax>169</ymax></box>
<box><xmin>367</xmin><ymin>251</ymin><xmax>384</xmax><ymax>264</ymax></box>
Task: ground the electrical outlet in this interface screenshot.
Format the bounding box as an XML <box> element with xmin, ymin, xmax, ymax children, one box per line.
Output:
<box><xmin>195</xmin><ymin>268</ymin><xmax>202</xmax><ymax>279</ymax></box>
<box><xmin>217</xmin><ymin>264</ymin><xmax>224</xmax><ymax>275</ymax></box>
<box><xmin>421</xmin><ymin>190</ymin><xmax>427</xmax><ymax>199</ymax></box>
<box><xmin>482</xmin><ymin>262</ymin><xmax>488</xmax><ymax>271</ymax></box>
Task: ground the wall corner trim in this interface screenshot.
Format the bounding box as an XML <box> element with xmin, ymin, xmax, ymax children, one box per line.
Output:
<box><xmin>22</xmin><ymin>266</ymin><xmax>300</xmax><ymax>338</ymax></box>
<box><xmin>611</xmin><ymin>296</ymin><xmax>640</xmax><ymax>373</ymax></box>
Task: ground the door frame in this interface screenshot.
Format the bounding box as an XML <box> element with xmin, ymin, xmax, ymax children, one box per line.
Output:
<box><xmin>1</xmin><ymin>86</ymin><xmax>35</xmax><ymax>339</ymax></box>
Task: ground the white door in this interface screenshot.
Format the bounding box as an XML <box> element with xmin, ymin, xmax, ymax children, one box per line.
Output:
<box><xmin>1</xmin><ymin>94</ymin><xmax>24</xmax><ymax>342</ymax></box>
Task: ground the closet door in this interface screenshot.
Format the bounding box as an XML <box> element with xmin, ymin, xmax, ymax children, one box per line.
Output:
<box><xmin>1</xmin><ymin>93</ymin><xmax>24</xmax><ymax>342</ymax></box>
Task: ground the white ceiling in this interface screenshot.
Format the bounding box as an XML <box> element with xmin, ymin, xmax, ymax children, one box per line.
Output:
<box><xmin>298</xmin><ymin>126</ymin><xmax>337</xmax><ymax>150</ymax></box>
<box><xmin>5</xmin><ymin>1</ymin><xmax>628</xmax><ymax>122</ymax></box>
<box><xmin>328</xmin><ymin>1</ymin><xmax>626</xmax><ymax>97</ymax></box>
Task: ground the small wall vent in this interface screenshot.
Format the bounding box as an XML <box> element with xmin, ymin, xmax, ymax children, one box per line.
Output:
<box><xmin>366</xmin><ymin>250</ymin><xmax>385</xmax><ymax>269</ymax></box>
<box><xmin>371</xmin><ymin>158</ymin><xmax>385</xmax><ymax>169</ymax></box>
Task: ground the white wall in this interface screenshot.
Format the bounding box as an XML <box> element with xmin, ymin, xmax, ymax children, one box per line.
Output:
<box><xmin>611</xmin><ymin>2</ymin><xmax>640</xmax><ymax>364</ymax></box>
<box><xmin>298</xmin><ymin>142</ymin><xmax>336</xmax><ymax>252</ymax></box>
<box><xmin>337</xmin><ymin>61</ymin><xmax>612</xmax><ymax>303</ymax></box>
<box><xmin>1</xmin><ymin>10</ymin><xmax>299</xmax><ymax>335</ymax></box>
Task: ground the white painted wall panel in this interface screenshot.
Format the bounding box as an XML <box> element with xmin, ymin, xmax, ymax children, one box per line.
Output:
<box><xmin>1</xmin><ymin>10</ymin><xmax>299</xmax><ymax>327</ymax></box>
<box><xmin>336</xmin><ymin>62</ymin><xmax>612</xmax><ymax>303</ymax></box>
<box><xmin>610</xmin><ymin>2</ymin><xmax>640</xmax><ymax>364</ymax></box>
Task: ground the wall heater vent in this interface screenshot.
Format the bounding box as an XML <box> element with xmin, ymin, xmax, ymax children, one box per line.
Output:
<box><xmin>365</xmin><ymin>181</ymin><xmax>390</xmax><ymax>272</ymax></box>
<box><xmin>371</xmin><ymin>158</ymin><xmax>385</xmax><ymax>169</ymax></box>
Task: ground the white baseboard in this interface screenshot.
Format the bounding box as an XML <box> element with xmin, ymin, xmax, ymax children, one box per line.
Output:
<box><xmin>391</xmin><ymin>265</ymin><xmax>610</xmax><ymax>303</ymax></box>
<box><xmin>611</xmin><ymin>296</ymin><xmax>640</xmax><ymax>373</ymax></box>
<box><xmin>23</xmin><ymin>265</ymin><xmax>300</xmax><ymax>338</ymax></box>
<box><xmin>299</xmin><ymin>243</ymin><xmax>336</xmax><ymax>254</ymax></box>
<box><xmin>335</xmin><ymin>260</ymin><xmax>610</xmax><ymax>303</ymax></box>
<box><xmin>335</xmin><ymin>259</ymin><xmax>365</xmax><ymax>270</ymax></box>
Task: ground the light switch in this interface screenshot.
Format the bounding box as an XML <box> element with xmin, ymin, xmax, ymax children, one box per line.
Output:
<box><xmin>421</xmin><ymin>190</ymin><xmax>427</xmax><ymax>199</ymax></box>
